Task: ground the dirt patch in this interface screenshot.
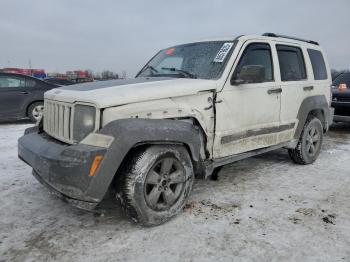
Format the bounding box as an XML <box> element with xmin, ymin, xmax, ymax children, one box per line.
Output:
<box><xmin>322</xmin><ymin>214</ymin><xmax>336</xmax><ymax>225</ymax></box>
<box><xmin>296</xmin><ymin>208</ymin><xmax>315</xmax><ymax>216</ymax></box>
<box><xmin>289</xmin><ymin>217</ymin><xmax>303</xmax><ymax>224</ymax></box>
<box><xmin>3</xmin><ymin>230</ymin><xmax>63</xmax><ymax>261</ymax></box>
<box><xmin>291</xmin><ymin>208</ymin><xmax>337</xmax><ymax>226</ymax></box>
<box><xmin>184</xmin><ymin>200</ymin><xmax>240</xmax><ymax>219</ymax></box>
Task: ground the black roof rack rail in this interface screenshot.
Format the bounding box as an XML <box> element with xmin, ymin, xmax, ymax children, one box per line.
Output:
<box><xmin>262</xmin><ymin>33</ymin><xmax>319</xmax><ymax>46</ymax></box>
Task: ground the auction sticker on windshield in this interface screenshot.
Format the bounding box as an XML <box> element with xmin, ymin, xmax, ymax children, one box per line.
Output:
<box><xmin>214</xmin><ymin>42</ymin><xmax>234</xmax><ymax>63</ymax></box>
<box><xmin>166</xmin><ymin>48</ymin><xmax>175</xmax><ymax>55</ymax></box>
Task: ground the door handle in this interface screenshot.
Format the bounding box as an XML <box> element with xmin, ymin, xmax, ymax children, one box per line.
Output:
<box><xmin>303</xmin><ymin>86</ymin><xmax>314</xmax><ymax>91</ymax></box>
<box><xmin>20</xmin><ymin>91</ymin><xmax>29</xmax><ymax>95</ymax></box>
<box><xmin>267</xmin><ymin>88</ymin><xmax>282</xmax><ymax>94</ymax></box>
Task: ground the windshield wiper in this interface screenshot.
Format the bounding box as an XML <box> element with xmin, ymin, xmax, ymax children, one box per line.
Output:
<box><xmin>138</xmin><ymin>65</ymin><xmax>159</xmax><ymax>76</ymax></box>
<box><xmin>161</xmin><ymin>67</ymin><xmax>197</xmax><ymax>79</ymax></box>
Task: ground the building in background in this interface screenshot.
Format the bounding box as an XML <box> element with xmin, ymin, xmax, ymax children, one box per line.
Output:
<box><xmin>66</xmin><ymin>70</ymin><xmax>93</xmax><ymax>83</ymax></box>
<box><xmin>0</xmin><ymin>67</ymin><xmax>124</xmax><ymax>82</ymax></box>
<box><xmin>0</xmin><ymin>68</ymin><xmax>47</xmax><ymax>79</ymax></box>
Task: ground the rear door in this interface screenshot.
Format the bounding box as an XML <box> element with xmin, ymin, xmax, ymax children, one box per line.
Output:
<box><xmin>0</xmin><ymin>74</ymin><xmax>28</xmax><ymax>119</ymax></box>
<box><xmin>276</xmin><ymin>44</ymin><xmax>310</xmax><ymax>138</ymax></box>
<box><xmin>213</xmin><ymin>41</ymin><xmax>282</xmax><ymax>158</ymax></box>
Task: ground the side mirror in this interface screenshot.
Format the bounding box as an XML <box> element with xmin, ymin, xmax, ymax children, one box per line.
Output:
<box><xmin>231</xmin><ymin>65</ymin><xmax>266</xmax><ymax>85</ymax></box>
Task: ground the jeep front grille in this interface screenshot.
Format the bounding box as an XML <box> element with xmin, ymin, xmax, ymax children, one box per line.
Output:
<box><xmin>43</xmin><ymin>100</ymin><xmax>74</xmax><ymax>144</ymax></box>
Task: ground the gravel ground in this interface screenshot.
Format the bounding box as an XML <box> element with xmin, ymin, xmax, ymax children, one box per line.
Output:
<box><xmin>0</xmin><ymin>122</ymin><xmax>349</xmax><ymax>262</ymax></box>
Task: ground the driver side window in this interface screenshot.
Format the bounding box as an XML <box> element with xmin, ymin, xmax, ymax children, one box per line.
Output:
<box><xmin>232</xmin><ymin>43</ymin><xmax>274</xmax><ymax>84</ymax></box>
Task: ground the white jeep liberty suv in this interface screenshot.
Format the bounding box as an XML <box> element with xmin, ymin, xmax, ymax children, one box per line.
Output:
<box><xmin>19</xmin><ymin>33</ymin><xmax>333</xmax><ymax>225</ymax></box>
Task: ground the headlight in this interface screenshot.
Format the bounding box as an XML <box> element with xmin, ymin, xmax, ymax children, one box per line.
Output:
<box><xmin>73</xmin><ymin>104</ymin><xmax>96</xmax><ymax>142</ymax></box>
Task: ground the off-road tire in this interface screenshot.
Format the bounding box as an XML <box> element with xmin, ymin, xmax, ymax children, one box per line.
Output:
<box><xmin>28</xmin><ymin>102</ymin><xmax>44</xmax><ymax>123</ymax></box>
<box><xmin>117</xmin><ymin>145</ymin><xmax>194</xmax><ymax>226</ymax></box>
<box><xmin>288</xmin><ymin>117</ymin><xmax>323</xmax><ymax>165</ymax></box>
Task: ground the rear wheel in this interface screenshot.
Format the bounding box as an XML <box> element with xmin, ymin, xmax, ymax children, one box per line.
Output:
<box><xmin>117</xmin><ymin>145</ymin><xmax>194</xmax><ymax>226</ymax></box>
<box><xmin>288</xmin><ymin>117</ymin><xmax>323</xmax><ymax>165</ymax></box>
<box><xmin>28</xmin><ymin>102</ymin><xmax>44</xmax><ymax>123</ymax></box>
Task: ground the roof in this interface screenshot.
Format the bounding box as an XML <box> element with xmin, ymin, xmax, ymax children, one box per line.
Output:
<box><xmin>176</xmin><ymin>33</ymin><xmax>321</xmax><ymax>48</ymax></box>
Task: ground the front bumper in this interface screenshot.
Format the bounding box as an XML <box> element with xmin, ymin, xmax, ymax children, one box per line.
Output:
<box><xmin>18</xmin><ymin>129</ymin><xmax>106</xmax><ymax>210</ymax></box>
<box><xmin>332</xmin><ymin>101</ymin><xmax>350</xmax><ymax>123</ymax></box>
<box><xmin>333</xmin><ymin>115</ymin><xmax>350</xmax><ymax>123</ymax></box>
<box><xmin>18</xmin><ymin>118</ymin><xmax>203</xmax><ymax>211</ymax></box>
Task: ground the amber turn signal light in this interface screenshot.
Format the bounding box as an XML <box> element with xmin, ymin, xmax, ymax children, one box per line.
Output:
<box><xmin>89</xmin><ymin>155</ymin><xmax>103</xmax><ymax>177</ymax></box>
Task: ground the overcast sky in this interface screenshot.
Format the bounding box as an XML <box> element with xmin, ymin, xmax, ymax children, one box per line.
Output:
<box><xmin>1</xmin><ymin>0</ymin><xmax>349</xmax><ymax>77</ymax></box>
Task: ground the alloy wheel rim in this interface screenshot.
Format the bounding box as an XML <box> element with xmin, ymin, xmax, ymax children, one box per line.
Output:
<box><xmin>32</xmin><ymin>105</ymin><xmax>44</xmax><ymax>120</ymax></box>
<box><xmin>144</xmin><ymin>157</ymin><xmax>185</xmax><ymax>211</ymax></box>
<box><xmin>305</xmin><ymin>126</ymin><xmax>321</xmax><ymax>156</ymax></box>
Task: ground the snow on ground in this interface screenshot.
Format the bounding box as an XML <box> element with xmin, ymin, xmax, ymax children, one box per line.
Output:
<box><xmin>0</xmin><ymin>122</ymin><xmax>350</xmax><ymax>262</ymax></box>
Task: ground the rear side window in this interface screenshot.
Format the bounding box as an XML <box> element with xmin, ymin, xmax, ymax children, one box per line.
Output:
<box><xmin>277</xmin><ymin>45</ymin><xmax>307</xmax><ymax>81</ymax></box>
<box><xmin>308</xmin><ymin>49</ymin><xmax>328</xmax><ymax>80</ymax></box>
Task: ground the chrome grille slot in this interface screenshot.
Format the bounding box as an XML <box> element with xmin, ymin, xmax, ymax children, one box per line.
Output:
<box><xmin>44</xmin><ymin>100</ymin><xmax>73</xmax><ymax>144</ymax></box>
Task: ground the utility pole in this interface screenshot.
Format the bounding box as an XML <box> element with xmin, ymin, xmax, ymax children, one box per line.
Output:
<box><xmin>29</xmin><ymin>57</ymin><xmax>32</xmax><ymax>75</ymax></box>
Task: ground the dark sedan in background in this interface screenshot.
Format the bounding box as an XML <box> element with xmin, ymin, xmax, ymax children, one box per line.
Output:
<box><xmin>44</xmin><ymin>77</ymin><xmax>75</xmax><ymax>86</ymax></box>
<box><xmin>0</xmin><ymin>72</ymin><xmax>58</xmax><ymax>122</ymax></box>
<box><xmin>332</xmin><ymin>72</ymin><xmax>350</xmax><ymax>123</ymax></box>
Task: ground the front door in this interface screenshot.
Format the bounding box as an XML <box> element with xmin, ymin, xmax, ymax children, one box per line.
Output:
<box><xmin>213</xmin><ymin>41</ymin><xmax>282</xmax><ymax>158</ymax></box>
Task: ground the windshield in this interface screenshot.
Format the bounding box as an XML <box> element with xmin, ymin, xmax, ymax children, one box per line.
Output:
<box><xmin>137</xmin><ymin>41</ymin><xmax>236</xmax><ymax>80</ymax></box>
<box><xmin>333</xmin><ymin>72</ymin><xmax>350</xmax><ymax>88</ymax></box>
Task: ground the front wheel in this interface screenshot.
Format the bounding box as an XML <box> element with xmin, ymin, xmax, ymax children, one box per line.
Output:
<box><xmin>288</xmin><ymin>117</ymin><xmax>324</xmax><ymax>165</ymax></box>
<box><xmin>117</xmin><ymin>145</ymin><xmax>194</xmax><ymax>226</ymax></box>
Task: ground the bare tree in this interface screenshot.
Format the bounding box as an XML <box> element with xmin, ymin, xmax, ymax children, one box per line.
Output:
<box><xmin>101</xmin><ymin>70</ymin><xmax>120</xmax><ymax>80</ymax></box>
<box><xmin>121</xmin><ymin>70</ymin><xmax>127</xmax><ymax>79</ymax></box>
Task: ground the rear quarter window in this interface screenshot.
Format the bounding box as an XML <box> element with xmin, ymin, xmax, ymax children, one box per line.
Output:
<box><xmin>25</xmin><ymin>79</ymin><xmax>37</xmax><ymax>88</ymax></box>
<box><xmin>308</xmin><ymin>49</ymin><xmax>328</xmax><ymax>80</ymax></box>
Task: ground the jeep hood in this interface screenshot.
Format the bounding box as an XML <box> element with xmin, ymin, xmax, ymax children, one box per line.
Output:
<box><xmin>45</xmin><ymin>77</ymin><xmax>218</xmax><ymax>108</ymax></box>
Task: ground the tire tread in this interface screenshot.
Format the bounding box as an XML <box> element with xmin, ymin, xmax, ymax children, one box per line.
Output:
<box><xmin>116</xmin><ymin>145</ymin><xmax>194</xmax><ymax>226</ymax></box>
<box><xmin>288</xmin><ymin>116</ymin><xmax>323</xmax><ymax>165</ymax></box>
